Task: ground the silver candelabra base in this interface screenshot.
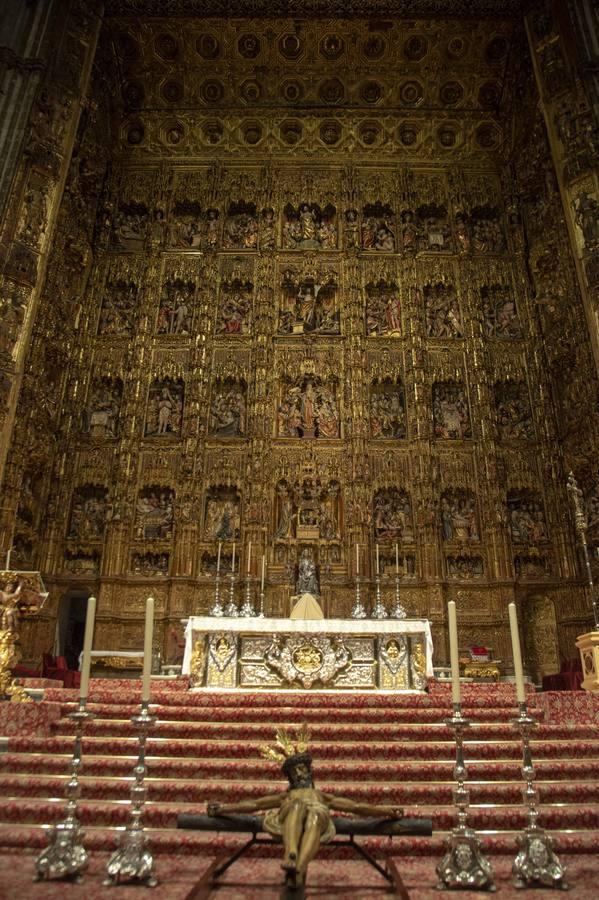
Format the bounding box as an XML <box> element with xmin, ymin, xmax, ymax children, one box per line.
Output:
<box><xmin>390</xmin><ymin>573</ymin><xmax>407</xmax><ymax>619</ymax></box>
<box><xmin>209</xmin><ymin>572</ymin><xmax>224</xmax><ymax>616</ymax></box>
<box><xmin>239</xmin><ymin>575</ymin><xmax>256</xmax><ymax>617</ymax></box>
<box><xmin>224</xmin><ymin>572</ymin><xmax>238</xmax><ymax>617</ymax></box>
<box><xmin>371</xmin><ymin>573</ymin><xmax>387</xmax><ymax>619</ymax></box>
<box><xmin>351</xmin><ymin>576</ymin><xmax>367</xmax><ymax>619</ymax></box>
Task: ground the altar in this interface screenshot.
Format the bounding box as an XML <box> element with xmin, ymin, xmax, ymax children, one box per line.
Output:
<box><xmin>182</xmin><ymin>617</ymin><xmax>433</xmax><ymax>691</ymax></box>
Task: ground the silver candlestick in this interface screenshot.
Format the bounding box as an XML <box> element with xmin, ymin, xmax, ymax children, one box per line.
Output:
<box><xmin>239</xmin><ymin>574</ymin><xmax>256</xmax><ymax>617</ymax></box>
<box><xmin>372</xmin><ymin>572</ymin><xmax>387</xmax><ymax>619</ymax></box>
<box><xmin>436</xmin><ymin>704</ymin><xmax>496</xmax><ymax>891</ymax></box>
<box><xmin>258</xmin><ymin>588</ymin><xmax>265</xmax><ymax>618</ymax></box>
<box><xmin>35</xmin><ymin>700</ymin><xmax>94</xmax><ymax>882</ymax></box>
<box><xmin>351</xmin><ymin>575</ymin><xmax>367</xmax><ymax>619</ymax></box>
<box><xmin>567</xmin><ymin>471</ymin><xmax>599</xmax><ymax>627</ymax></box>
<box><xmin>390</xmin><ymin>572</ymin><xmax>407</xmax><ymax>619</ymax></box>
<box><xmin>209</xmin><ymin>571</ymin><xmax>224</xmax><ymax>617</ymax></box>
<box><xmin>224</xmin><ymin>571</ymin><xmax>238</xmax><ymax>617</ymax></box>
<box><xmin>512</xmin><ymin>702</ymin><xmax>568</xmax><ymax>890</ymax></box>
<box><xmin>105</xmin><ymin>701</ymin><xmax>158</xmax><ymax>887</ymax></box>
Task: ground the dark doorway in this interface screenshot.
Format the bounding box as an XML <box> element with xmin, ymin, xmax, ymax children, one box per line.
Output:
<box><xmin>57</xmin><ymin>590</ymin><xmax>92</xmax><ymax>671</ymax></box>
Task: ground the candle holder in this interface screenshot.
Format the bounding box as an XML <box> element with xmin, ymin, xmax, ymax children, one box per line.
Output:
<box><xmin>258</xmin><ymin>588</ymin><xmax>265</xmax><ymax>618</ymax></box>
<box><xmin>34</xmin><ymin>700</ymin><xmax>94</xmax><ymax>882</ymax></box>
<box><xmin>436</xmin><ymin>704</ymin><xmax>496</xmax><ymax>891</ymax></box>
<box><xmin>104</xmin><ymin>701</ymin><xmax>158</xmax><ymax>887</ymax></box>
<box><xmin>511</xmin><ymin>701</ymin><xmax>568</xmax><ymax>890</ymax></box>
<box><xmin>209</xmin><ymin>571</ymin><xmax>224</xmax><ymax>617</ymax></box>
<box><xmin>239</xmin><ymin>574</ymin><xmax>256</xmax><ymax>617</ymax></box>
<box><xmin>371</xmin><ymin>572</ymin><xmax>387</xmax><ymax>619</ymax></box>
<box><xmin>351</xmin><ymin>575</ymin><xmax>367</xmax><ymax>619</ymax></box>
<box><xmin>390</xmin><ymin>573</ymin><xmax>407</xmax><ymax>619</ymax></box>
<box><xmin>567</xmin><ymin>472</ymin><xmax>599</xmax><ymax>627</ymax></box>
<box><xmin>224</xmin><ymin>571</ymin><xmax>238</xmax><ymax>617</ymax></box>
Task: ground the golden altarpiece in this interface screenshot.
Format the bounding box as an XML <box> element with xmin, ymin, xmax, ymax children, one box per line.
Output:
<box><xmin>1</xmin><ymin>0</ymin><xmax>599</xmax><ymax>682</ymax></box>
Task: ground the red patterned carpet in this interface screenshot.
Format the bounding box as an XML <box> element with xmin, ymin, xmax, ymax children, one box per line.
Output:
<box><xmin>0</xmin><ymin>678</ymin><xmax>598</xmax><ymax>896</ymax></box>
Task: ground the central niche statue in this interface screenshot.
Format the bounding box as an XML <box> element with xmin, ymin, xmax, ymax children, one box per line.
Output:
<box><xmin>208</xmin><ymin>726</ymin><xmax>404</xmax><ymax>894</ymax></box>
<box><xmin>295</xmin><ymin>549</ymin><xmax>319</xmax><ymax>596</ymax></box>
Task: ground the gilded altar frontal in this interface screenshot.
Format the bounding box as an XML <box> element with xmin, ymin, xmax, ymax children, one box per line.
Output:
<box><xmin>1</xmin><ymin>0</ymin><xmax>598</xmax><ymax>679</ymax></box>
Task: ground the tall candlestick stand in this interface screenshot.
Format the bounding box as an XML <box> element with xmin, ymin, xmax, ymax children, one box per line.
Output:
<box><xmin>390</xmin><ymin>573</ymin><xmax>407</xmax><ymax>619</ymax></box>
<box><xmin>436</xmin><ymin>705</ymin><xmax>495</xmax><ymax>891</ymax></box>
<box><xmin>511</xmin><ymin>701</ymin><xmax>568</xmax><ymax>890</ymax></box>
<box><xmin>372</xmin><ymin>572</ymin><xmax>387</xmax><ymax>619</ymax></box>
<box><xmin>258</xmin><ymin>588</ymin><xmax>265</xmax><ymax>618</ymax></box>
<box><xmin>35</xmin><ymin>700</ymin><xmax>94</xmax><ymax>882</ymax></box>
<box><xmin>224</xmin><ymin>571</ymin><xmax>238</xmax><ymax>617</ymax></box>
<box><xmin>351</xmin><ymin>575</ymin><xmax>367</xmax><ymax>619</ymax></box>
<box><xmin>209</xmin><ymin>571</ymin><xmax>224</xmax><ymax>617</ymax></box>
<box><xmin>105</xmin><ymin>701</ymin><xmax>158</xmax><ymax>887</ymax></box>
<box><xmin>239</xmin><ymin>574</ymin><xmax>256</xmax><ymax>617</ymax></box>
<box><xmin>567</xmin><ymin>471</ymin><xmax>599</xmax><ymax>627</ymax></box>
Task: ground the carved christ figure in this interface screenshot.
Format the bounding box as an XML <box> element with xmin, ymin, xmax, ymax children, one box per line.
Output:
<box><xmin>208</xmin><ymin>727</ymin><xmax>403</xmax><ymax>892</ymax></box>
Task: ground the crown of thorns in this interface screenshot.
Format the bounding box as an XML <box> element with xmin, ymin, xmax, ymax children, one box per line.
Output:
<box><xmin>259</xmin><ymin>723</ymin><xmax>310</xmax><ymax>764</ymax></box>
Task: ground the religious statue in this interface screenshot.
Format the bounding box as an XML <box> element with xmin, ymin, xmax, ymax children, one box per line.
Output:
<box><xmin>209</xmin><ymin>382</ymin><xmax>246</xmax><ymax>437</ymax></box>
<box><xmin>207</xmin><ymin>726</ymin><xmax>404</xmax><ymax>893</ymax></box>
<box><xmin>0</xmin><ymin>580</ymin><xmax>22</xmax><ymax>633</ymax></box>
<box><xmin>223</xmin><ymin>202</ymin><xmax>258</xmax><ymax>250</ymax></box>
<box><xmin>433</xmin><ymin>382</ymin><xmax>472</xmax><ymax>439</ymax></box>
<box><xmin>482</xmin><ymin>284</ymin><xmax>522</xmax><ymax>339</ymax></box>
<box><xmin>145</xmin><ymin>381</ymin><xmax>184</xmax><ymax>437</ymax></box>
<box><xmin>260</xmin><ymin>206</ymin><xmax>276</xmax><ymax>250</ymax></box>
<box><xmin>425</xmin><ymin>283</ymin><xmax>462</xmax><ymax>338</ymax></box>
<box><xmin>495</xmin><ymin>381</ymin><xmax>535</xmax><ymax>441</ymax></box>
<box><xmin>216</xmin><ymin>285</ymin><xmax>252</xmax><ymax>334</ymax></box>
<box><xmin>295</xmin><ymin>550</ymin><xmax>319</xmax><ymax>596</ymax></box>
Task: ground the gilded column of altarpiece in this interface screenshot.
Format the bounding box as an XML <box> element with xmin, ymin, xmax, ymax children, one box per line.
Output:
<box><xmin>2</xmin><ymin>10</ymin><xmax>597</xmax><ymax>678</ymax></box>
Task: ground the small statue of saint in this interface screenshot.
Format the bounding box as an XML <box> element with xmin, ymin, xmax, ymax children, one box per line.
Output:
<box><xmin>295</xmin><ymin>550</ymin><xmax>319</xmax><ymax>596</ymax></box>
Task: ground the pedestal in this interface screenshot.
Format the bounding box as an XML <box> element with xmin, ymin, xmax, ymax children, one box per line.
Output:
<box><xmin>575</xmin><ymin>631</ymin><xmax>599</xmax><ymax>693</ymax></box>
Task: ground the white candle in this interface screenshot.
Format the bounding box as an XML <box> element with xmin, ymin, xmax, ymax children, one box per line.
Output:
<box><xmin>356</xmin><ymin>543</ymin><xmax>359</xmax><ymax>575</ymax></box>
<box><xmin>508</xmin><ymin>602</ymin><xmax>526</xmax><ymax>704</ymax></box>
<box><xmin>447</xmin><ymin>600</ymin><xmax>461</xmax><ymax>706</ymax></box>
<box><xmin>395</xmin><ymin>543</ymin><xmax>399</xmax><ymax>575</ymax></box>
<box><xmin>5</xmin><ymin>548</ymin><xmax>11</xmax><ymax>570</ymax></box>
<box><xmin>79</xmin><ymin>596</ymin><xmax>97</xmax><ymax>700</ymax></box>
<box><xmin>216</xmin><ymin>542</ymin><xmax>221</xmax><ymax>574</ymax></box>
<box><xmin>261</xmin><ymin>554</ymin><xmax>266</xmax><ymax>592</ymax></box>
<box><xmin>231</xmin><ymin>542</ymin><xmax>236</xmax><ymax>573</ymax></box>
<box><xmin>141</xmin><ymin>596</ymin><xmax>155</xmax><ymax>703</ymax></box>
<box><xmin>376</xmin><ymin>543</ymin><xmax>380</xmax><ymax>575</ymax></box>
<box><xmin>246</xmin><ymin>541</ymin><xmax>252</xmax><ymax>574</ymax></box>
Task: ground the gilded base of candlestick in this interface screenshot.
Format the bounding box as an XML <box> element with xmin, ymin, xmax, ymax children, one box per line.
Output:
<box><xmin>437</xmin><ymin>707</ymin><xmax>496</xmax><ymax>892</ymax></box>
<box><xmin>105</xmin><ymin>704</ymin><xmax>158</xmax><ymax>887</ymax></box>
<box><xmin>511</xmin><ymin>704</ymin><xmax>568</xmax><ymax>890</ymax></box>
<box><xmin>34</xmin><ymin>705</ymin><xmax>93</xmax><ymax>882</ymax></box>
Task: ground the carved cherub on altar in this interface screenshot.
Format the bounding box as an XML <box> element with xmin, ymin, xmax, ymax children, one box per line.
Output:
<box><xmin>207</xmin><ymin>726</ymin><xmax>403</xmax><ymax>893</ymax></box>
<box><xmin>0</xmin><ymin>580</ymin><xmax>22</xmax><ymax>633</ymax></box>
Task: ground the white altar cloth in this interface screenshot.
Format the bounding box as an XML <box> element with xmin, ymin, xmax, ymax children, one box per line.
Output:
<box><xmin>182</xmin><ymin>617</ymin><xmax>434</xmax><ymax>678</ymax></box>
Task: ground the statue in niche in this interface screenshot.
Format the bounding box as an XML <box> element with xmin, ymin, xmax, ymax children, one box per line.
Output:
<box><xmin>145</xmin><ymin>380</ymin><xmax>183</xmax><ymax>437</ymax></box>
<box><xmin>282</xmin><ymin>203</ymin><xmax>337</xmax><ymax>250</ymax></box>
<box><xmin>425</xmin><ymin>282</ymin><xmax>462</xmax><ymax>337</ymax></box>
<box><xmin>223</xmin><ymin>201</ymin><xmax>258</xmax><ymax>250</ymax></box>
<box><xmin>64</xmin><ymin>552</ymin><xmax>100</xmax><ymax>575</ymax></box>
<box><xmin>132</xmin><ymin>553</ymin><xmax>169</xmax><ymax>576</ymax></box>
<box><xmin>447</xmin><ymin>556</ymin><xmax>484</xmax><ymax>578</ymax></box>
<box><xmin>168</xmin><ymin>200</ymin><xmax>203</xmax><ymax>248</ymax></box>
<box><xmin>454</xmin><ymin>213</ymin><xmax>472</xmax><ymax>254</ymax></box>
<box><xmin>278</xmin><ymin>277</ymin><xmax>339</xmax><ymax>335</ymax></box>
<box><xmin>573</xmin><ymin>191</ymin><xmax>599</xmax><ymax>251</ymax></box>
<box><xmin>68</xmin><ymin>486</ymin><xmax>108</xmax><ymax>540</ymax></box>
<box><xmin>365</xmin><ymin>282</ymin><xmax>401</xmax><ymax>337</ymax></box>
<box><xmin>495</xmin><ymin>381</ymin><xmax>534</xmax><ymax>441</ymax></box>
<box><xmin>135</xmin><ymin>487</ymin><xmax>175</xmax><ymax>540</ymax></box>
<box><xmin>482</xmin><ymin>285</ymin><xmax>522</xmax><ymax>339</ymax></box>
<box><xmin>507</xmin><ymin>492</ymin><xmax>549</xmax><ymax>544</ymax></box>
<box><xmin>97</xmin><ymin>280</ymin><xmax>137</xmax><ymax>336</ymax></box>
<box><xmin>515</xmin><ymin>555</ymin><xmax>548</xmax><ymax>578</ymax></box>
<box><xmin>17</xmin><ymin>180</ymin><xmax>49</xmax><ymax>249</ymax></box>
<box><xmin>203</xmin><ymin>490</ymin><xmax>241</xmax><ymax>541</ymax></box>
<box><xmin>370</xmin><ymin>381</ymin><xmax>406</xmax><ymax>439</ymax></box>
<box><xmin>113</xmin><ymin>202</ymin><xmax>148</xmax><ymax>250</ymax></box>
<box><xmin>433</xmin><ymin>382</ymin><xmax>471</xmax><ymax>439</ymax></box>
<box><xmin>157</xmin><ymin>279</ymin><xmax>194</xmax><ymax>335</ymax></box>
<box><xmin>296</xmin><ymin>549</ymin><xmax>320</xmax><ymax>596</ymax></box>
<box><xmin>416</xmin><ymin>204</ymin><xmax>450</xmax><ymax>252</ymax></box>
<box><xmin>400</xmin><ymin>209</ymin><xmax>420</xmax><ymax>252</ymax></box>
<box><xmin>274</xmin><ymin>483</ymin><xmax>295</xmax><ymax>539</ymax></box>
<box><xmin>209</xmin><ymin>381</ymin><xmax>246</xmax><ymax>437</ymax></box>
<box><xmin>361</xmin><ymin>203</ymin><xmax>395</xmax><ymax>251</ymax></box>
<box><xmin>274</xmin><ymin>478</ymin><xmax>341</xmax><ymax>542</ymax></box>
<box><xmin>344</xmin><ymin>208</ymin><xmax>359</xmax><ymax>249</ymax></box>
<box><xmin>259</xmin><ymin>207</ymin><xmax>276</xmax><ymax>250</ymax></box>
<box><xmin>148</xmin><ymin>207</ymin><xmax>166</xmax><ymax>248</ymax></box>
<box><xmin>373</xmin><ymin>488</ymin><xmax>414</xmax><ymax>543</ymax></box>
<box><xmin>470</xmin><ymin>207</ymin><xmax>505</xmax><ymax>254</ymax></box>
<box><xmin>277</xmin><ymin>379</ymin><xmax>339</xmax><ymax>439</ymax></box>
<box><xmin>440</xmin><ymin>491</ymin><xmax>479</xmax><ymax>542</ymax></box>
<box><xmin>82</xmin><ymin>378</ymin><xmax>122</xmax><ymax>439</ymax></box>
<box><xmin>10</xmin><ymin>536</ymin><xmax>33</xmax><ymax>570</ymax></box>
<box><xmin>216</xmin><ymin>282</ymin><xmax>252</xmax><ymax>334</ymax></box>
